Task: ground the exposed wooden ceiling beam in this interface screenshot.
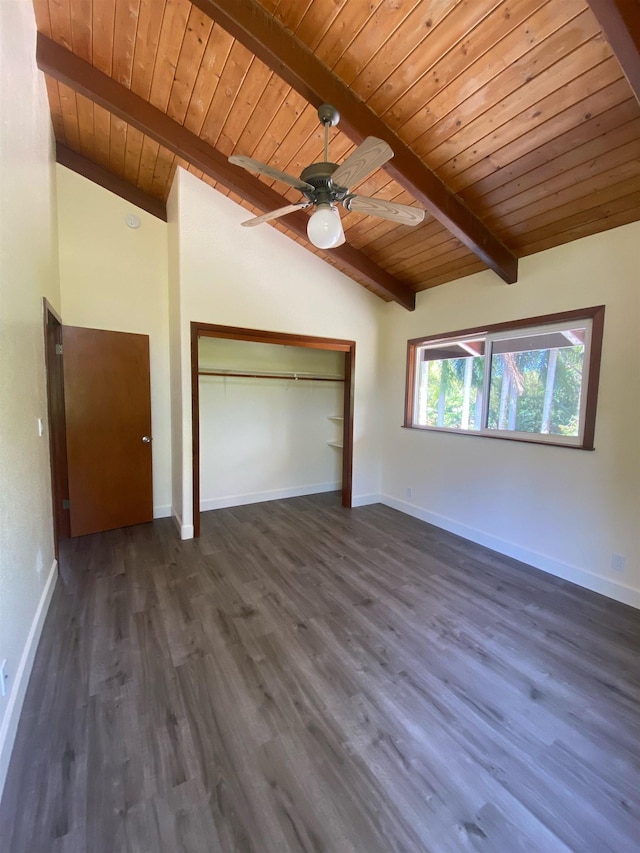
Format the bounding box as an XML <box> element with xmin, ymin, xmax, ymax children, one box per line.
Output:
<box><xmin>190</xmin><ymin>0</ymin><xmax>518</xmax><ymax>285</ymax></box>
<box><xmin>585</xmin><ymin>0</ymin><xmax>640</xmax><ymax>103</ymax></box>
<box><xmin>56</xmin><ymin>144</ymin><xmax>168</xmax><ymax>221</ymax></box>
<box><xmin>36</xmin><ymin>34</ymin><xmax>415</xmax><ymax>311</ymax></box>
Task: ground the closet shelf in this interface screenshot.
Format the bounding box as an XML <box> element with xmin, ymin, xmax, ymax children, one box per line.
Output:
<box><xmin>327</xmin><ymin>441</ymin><xmax>344</xmax><ymax>449</ymax></box>
<box><xmin>199</xmin><ymin>368</ymin><xmax>344</xmax><ymax>382</ymax></box>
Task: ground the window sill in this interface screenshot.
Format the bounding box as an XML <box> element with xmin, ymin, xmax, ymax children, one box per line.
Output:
<box><xmin>401</xmin><ymin>423</ymin><xmax>594</xmax><ymax>451</ymax></box>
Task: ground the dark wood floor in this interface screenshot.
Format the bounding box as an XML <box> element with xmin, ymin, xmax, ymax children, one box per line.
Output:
<box><xmin>1</xmin><ymin>494</ymin><xmax>639</xmax><ymax>852</ymax></box>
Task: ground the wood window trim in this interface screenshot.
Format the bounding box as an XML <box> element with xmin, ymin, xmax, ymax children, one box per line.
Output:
<box><xmin>404</xmin><ymin>305</ymin><xmax>605</xmax><ymax>451</ymax></box>
<box><xmin>190</xmin><ymin>322</ymin><xmax>355</xmax><ymax>538</ymax></box>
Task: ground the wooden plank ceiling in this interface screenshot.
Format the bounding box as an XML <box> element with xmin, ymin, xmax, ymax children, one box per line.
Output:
<box><xmin>33</xmin><ymin>0</ymin><xmax>640</xmax><ymax>309</ymax></box>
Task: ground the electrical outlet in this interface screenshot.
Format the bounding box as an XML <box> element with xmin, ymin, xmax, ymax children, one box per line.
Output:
<box><xmin>611</xmin><ymin>553</ymin><xmax>626</xmax><ymax>572</ymax></box>
<box><xmin>406</xmin><ymin>487</ymin><xmax>413</xmax><ymax>499</ymax></box>
<box><xmin>0</xmin><ymin>659</ymin><xmax>7</xmax><ymax>698</ymax></box>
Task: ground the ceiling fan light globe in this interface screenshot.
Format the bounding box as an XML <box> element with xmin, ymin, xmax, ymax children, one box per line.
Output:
<box><xmin>307</xmin><ymin>204</ymin><xmax>343</xmax><ymax>249</ymax></box>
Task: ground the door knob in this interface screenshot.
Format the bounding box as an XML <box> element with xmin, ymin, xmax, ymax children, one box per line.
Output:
<box><xmin>142</xmin><ymin>435</ymin><xmax>152</xmax><ymax>443</ymax></box>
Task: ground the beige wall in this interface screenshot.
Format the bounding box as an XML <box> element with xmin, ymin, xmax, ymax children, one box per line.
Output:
<box><xmin>56</xmin><ymin>166</ymin><xmax>172</xmax><ymax>516</ymax></box>
<box><xmin>167</xmin><ymin>177</ymin><xmax>185</xmax><ymax>529</ymax></box>
<box><xmin>169</xmin><ymin>167</ymin><xmax>384</xmax><ymax>536</ymax></box>
<box><xmin>380</xmin><ymin>223</ymin><xmax>640</xmax><ymax>607</ymax></box>
<box><xmin>0</xmin><ymin>0</ymin><xmax>61</xmax><ymax>797</ymax></box>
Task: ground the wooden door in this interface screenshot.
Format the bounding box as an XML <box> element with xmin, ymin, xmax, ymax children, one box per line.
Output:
<box><xmin>63</xmin><ymin>326</ymin><xmax>153</xmax><ymax>536</ymax></box>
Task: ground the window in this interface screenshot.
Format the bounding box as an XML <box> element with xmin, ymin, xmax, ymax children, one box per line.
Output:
<box><xmin>405</xmin><ymin>306</ymin><xmax>605</xmax><ymax>449</ymax></box>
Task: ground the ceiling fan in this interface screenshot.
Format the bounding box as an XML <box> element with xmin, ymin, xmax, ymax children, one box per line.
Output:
<box><xmin>228</xmin><ymin>104</ymin><xmax>425</xmax><ymax>250</ymax></box>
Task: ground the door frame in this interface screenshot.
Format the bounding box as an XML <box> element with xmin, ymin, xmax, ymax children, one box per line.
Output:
<box><xmin>190</xmin><ymin>322</ymin><xmax>356</xmax><ymax>538</ymax></box>
<box><xmin>43</xmin><ymin>299</ymin><xmax>70</xmax><ymax>556</ymax></box>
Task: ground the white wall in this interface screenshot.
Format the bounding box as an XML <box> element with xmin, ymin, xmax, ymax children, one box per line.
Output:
<box><xmin>56</xmin><ymin>167</ymin><xmax>172</xmax><ymax>517</ymax></box>
<box><xmin>198</xmin><ymin>339</ymin><xmax>344</xmax><ymax>508</ymax></box>
<box><xmin>167</xmin><ymin>176</ymin><xmax>186</xmax><ymax>531</ymax></box>
<box><xmin>380</xmin><ymin>223</ymin><xmax>640</xmax><ymax>608</ymax></box>
<box><xmin>0</xmin><ymin>0</ymin><xmax>61</xmax><ymax>799</ymax></box>
<box><xmin>169</xmin><ymin>167</ymin><xmax>384</xmax><ymax>536</ymax></box>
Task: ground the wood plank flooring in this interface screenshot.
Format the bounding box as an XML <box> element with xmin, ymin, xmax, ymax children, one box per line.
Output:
<box><xmin>1</xmin><ymin>493</ymin><xmax>639</xmax><ymax>852</ymax></box>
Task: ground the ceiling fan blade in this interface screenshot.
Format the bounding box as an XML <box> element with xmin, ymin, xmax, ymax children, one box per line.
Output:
<box><xmin>241</xmin><ymin>203</ymin><xmax>310</xmax><ymax>227</ymax></box>
<box><xmin>229</xmin><ymin>154</ymin><xmax>314</xmax><ymax>191</ymax></box>
<box><xmin>344</xmin><ymin>195</ymin><xmax>425</xmax><ymax>226</ymax></box>
<box><xmin>331</xmin><ymin>137</ymin><xmax>394</xmax><ymax>189</ymax></box>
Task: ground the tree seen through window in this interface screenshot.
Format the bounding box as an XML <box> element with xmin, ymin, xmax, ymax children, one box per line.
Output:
<box><xmin>408</xmin><ymin>310</ymin><xmax>601</xmax><ymax>448</ymax></box>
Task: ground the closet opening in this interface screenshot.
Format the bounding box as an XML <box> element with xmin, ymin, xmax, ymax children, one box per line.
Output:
<box><xmin>190</xmin><ymin>322</ymin><xmax>355</xmax><ymax>538</ymax></box>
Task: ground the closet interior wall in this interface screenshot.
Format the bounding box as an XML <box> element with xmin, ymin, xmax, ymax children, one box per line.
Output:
<box><xmin>198</xmin><ymin>337</ymin><xmax>345</xmax><ymax>512</ymax></box>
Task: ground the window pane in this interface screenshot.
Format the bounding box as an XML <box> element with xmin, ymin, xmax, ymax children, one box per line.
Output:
<box><xmin>415</xmin><ymin>353</ymin><xmax>485</xmax><ymax>430</ymax></box>
<box><xmin>406</xmin><ymin>309</ymin><xmax>602</xmax><ymax>449</ymax></box>
<box><xmin>487</xmin><ymin>329</ymin><xmax>585</xmax><ymax>436</ymax></box>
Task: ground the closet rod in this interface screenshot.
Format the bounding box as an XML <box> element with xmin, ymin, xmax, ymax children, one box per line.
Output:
<box><xmin>198</xmin><ymin>369</ymin><xmax>344</xmax><ymax>382</ymax></box>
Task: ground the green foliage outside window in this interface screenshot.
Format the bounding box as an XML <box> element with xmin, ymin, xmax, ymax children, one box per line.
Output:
<box><xmin>407</xmin><ymin>307</ymin><xmax>603</xmax><ymax>450</ymax></box>
<box><xmin>487</xmin><ymin>346</ymin><xmax>584</xmax><ymax>436</ymax></box>
<box><xmin>418</xmin><ymin>357</ymin><xmax>484</xmax><ymax>430</ymax></box>
<box><xmin>416</xmin><ymin>345</ymin><xmax>585</xmax><ymax>436</ymax></box>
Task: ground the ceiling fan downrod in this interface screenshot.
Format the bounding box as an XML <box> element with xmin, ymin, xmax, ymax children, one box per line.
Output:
<box><xmin>317</xmin><ymin>104</ymin><xmax>340</xmax><ymax>164</ymax></box>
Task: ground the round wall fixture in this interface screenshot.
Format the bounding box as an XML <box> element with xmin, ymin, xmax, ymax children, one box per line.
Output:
<box><xmin>125</xmin><ymin>213</ymin><xmax>141</xmax><ymax>229</ymax></box>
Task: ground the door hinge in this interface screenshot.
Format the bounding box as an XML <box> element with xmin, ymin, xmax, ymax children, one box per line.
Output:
<box><xmin>55</xmin><ymin>344</ymin><xmax>63</xmax><ymax>355</ymax></box>
<box><xmin>62</xmin><ymin>499</ymin><xmax>70</xmax><ymax>510</ymax></box>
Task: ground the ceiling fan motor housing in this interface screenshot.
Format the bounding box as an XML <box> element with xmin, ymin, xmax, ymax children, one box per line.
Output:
<box><xmin>300</xmin><ymin>162</ymin><xmax>349</xmax><ymax>206</ymax></box>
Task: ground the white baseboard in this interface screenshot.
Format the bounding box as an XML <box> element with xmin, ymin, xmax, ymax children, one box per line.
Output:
<box><xmin>380</xmin><ymin>495</ymin><xmax>639</xmax><ymax>610</ymax></box>
<box><xmin>0</xmin><ymin>558</ymin><xmax>58</xmax><ymax>802</ymax></box>
<box><xmin>172</xmin><ymin>508</ymin><xmax>194</xmax><ymax>541</ymax></box>
<box><xmin>351</xmin><ymin>493</ymin><xmax>382</xmax><ymax>508</ymax></box>
<box><xmin>200</xmin><ymin>481</ymin><xmax>342</xmax><ymax>513</ymax></box>
<box><xmin>153</xmin><ymin>504</ymin><xmax>172</xmax><ymax>519</ymax></box>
